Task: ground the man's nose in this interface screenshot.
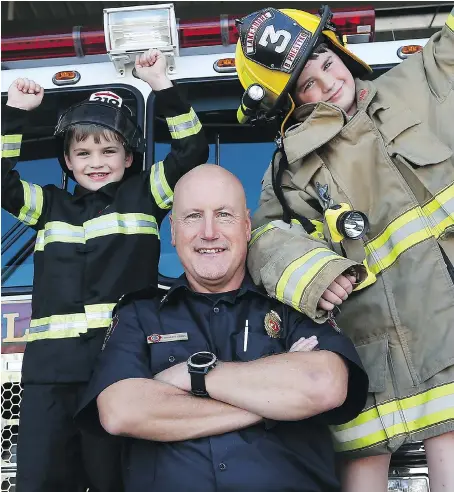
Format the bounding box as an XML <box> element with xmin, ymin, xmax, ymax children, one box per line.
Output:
<box><xmin>201</xmin><ymin>217</ymin><xmax>219</xmax><ymax>240</ymax></box>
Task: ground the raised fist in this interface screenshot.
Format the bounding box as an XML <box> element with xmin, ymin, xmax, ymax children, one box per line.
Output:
<box><xmin>7</xmin><ymin>78</ymin><xmax>44</xmax><ymax>111</ymax></box>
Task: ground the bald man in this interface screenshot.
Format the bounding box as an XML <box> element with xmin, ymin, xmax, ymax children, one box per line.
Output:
<box><xmin>75</xmin><ymin>165</ymin><xmax>368</xmax><ymax>492</ymax></box>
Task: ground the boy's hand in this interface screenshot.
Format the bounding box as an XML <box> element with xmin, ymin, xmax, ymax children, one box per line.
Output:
<box><xmin>135</xmin><ymin>49</ymin><xmax>173</xmax><ymax>91</ymax></box>
<box><xmin>317</xmin><ymin>273</ymin><xmax>356</xmax><ymax>311</ymax></box>
<box><xmin>289</xmin><ymin>336</ymin><xmax>319</xmax><ymax>352</ymax></box>
<box><xmin>7</xmin><ymin>78</ymin><xmax>44</xmax><ymax>111</ymax></box>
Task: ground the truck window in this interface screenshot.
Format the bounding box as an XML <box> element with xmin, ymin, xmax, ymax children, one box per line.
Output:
<box><xmin>1</xmin><ymin>86</ymin><xmax>144</xmax><ymax>291</ymax></box>
<box><xmin>154</xmin><ymin>79</ymin><xmax>276</xmax><ymax>280</ymax></box>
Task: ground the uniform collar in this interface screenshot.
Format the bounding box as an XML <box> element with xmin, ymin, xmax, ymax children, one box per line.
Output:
<box><xmin>162</xmin><ymin>273</ymin><xmax>268</xmax><ymax>307</ymax></box>
<box><xmin>354</xmin><ymin>79</ymin><xmax>377</xmax><ymax>112</ymax></box>
<box><xmin>71</xmin><ymin>180</ymin><xmax>121</xmax><ymax>202</ymax></box>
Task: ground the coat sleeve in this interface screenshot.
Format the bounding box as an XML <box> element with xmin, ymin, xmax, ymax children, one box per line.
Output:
<box><xmin>247</xmin><ymin>155</ymin><xmax>365</xmax><ymax>323</ymax></box>
<box><xmin>421</xmin><ymin>7</ymin><xmax>454</xmax><ymax>101</ymax></box>
<box><xmin>147</xmin><ymin>85</ymin><xmax>209</xmax><ymax>218</ymax></box>
<box><xmin>1</xmin><ymin>105</ymin><xmax>49</xmax><ymax>231</ymax></box>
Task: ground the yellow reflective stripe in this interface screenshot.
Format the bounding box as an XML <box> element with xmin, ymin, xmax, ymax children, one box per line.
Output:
<box><xmin>447</xmin><ymin>10</ymin><xmax>454</xmax><ymax>30</ymax></box>
<box><xmin>27</xmin><ymin>303</ymin><xmax>118</xmax><ymax>341</ymax></box>
<box><xmin>332</xmin><ymin>383</ymin><xmax>454</xmax><ymax>452</ymax></box>
<box><xmin>249</xmin><ymin>223</ymin><xmax>276</xmax><ymax>248</ymax></box>
<box><xmin>1</xmin><ymin>134</ymin><xmax>22</xmax><ymax>157</ymax></box>
<box><xmin>17</xmin><ymin>181</ymin><xmax>44</xmax><ymax>226</ymax></box>
<box><xmin>84</xmin><ymin>213</ymin><xmax>159</xmax><ymax>240</ymax></box>
<box><xmin>365</xmin><ymin>207</ymin><xmax>432</xmax><ymax>275</ymax></box>
<box><xmin>276</xmin><ymin>248</ymin><xmax>340</xmax><ymax>311</ymax></box>
<box><xmin>249</xmin><ymin>218</ymin><xmax>325</xmax><ymax>249</ymax></box>
<box><xmin>34</xmin><ymin>221</ymin><xmax>85</xmax><ymax>252</ymax></box>
<box><xmin>85</xmin><ymin>303</ymin><xmax>116</xmax><ymax>328</ymax></box>
<box><xmin>166</xmin><ymin>108</ymin><xmax>202</xmax><ymax>139</ymax></box>
<box><xmin>150</xmin><ymin>161</ymin><xmax>173</xmax><ymax>210</ymax></box>
<box><xmin>422</xmin><ymin>184</ymin><xmax>454</xmax><ymax>238</ymax></box>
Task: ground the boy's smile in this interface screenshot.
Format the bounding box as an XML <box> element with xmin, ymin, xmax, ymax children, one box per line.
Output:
<box><xmin>65</xmin><ymin>134</ymin><xmax>133</xmax><ymax>191</ymax></box>
<box><xmin>293</xmin><ymin>48</ymin><xmax>357</xmax><ymax>116</ymax></box>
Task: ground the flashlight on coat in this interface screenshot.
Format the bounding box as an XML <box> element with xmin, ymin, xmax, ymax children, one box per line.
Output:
<box><xmin>237</xmin><ymin>84</ymin><xmax>266</xmax><ymax>124</ymax></box>
<box><xmin>325</xmin><ymin>204</ymin><xmax>370</xmax><ymax>242</ymax></box>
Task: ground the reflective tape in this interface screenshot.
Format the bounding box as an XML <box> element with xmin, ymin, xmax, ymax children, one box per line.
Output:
<box><xmin>422</xmin><ymin>184</ymin><xmax>454</xmax><ymax>238</ymax></box>
<box><xmin>166</xmin><ymin>108</ymin><xmax>202</xmax><ymax>139</ymax></box>
<box><xmin>35</xmin><ymin>221</ymin><xmax>84</xmax><ymax>251</ymax></box>
<box><xmin>85</xmin><ymin>303</ymin><xmax>116</xmax><ymax>329</ymax></box>
<box><xmin>18</xmin><ymin>181</ymin><xmax>44</xmax><ymax>226</ymax></box>
<box><xmin>35</xmin><ymin>213</ymin><xmax>159</xmax><ymax>251</ymax></box>
<box><xmin>84</xmin><ymin>213</ymin><xmax>159</xmax><ymax>240</ymax></box>
<box><xmin>27</xmin><ymin>303</ymin><xmax>117</xmax><ymax>341</ymax></box>
<box><xmin>249</xmin><ymin>219</ymin><xmax>324</xmax><ymax>249</ymax></box>
<box><xmin>150</xmin><ymin>161</ymin><xmax>173</xmax><ymax>210</ymax></box>
<box><xmin>331</xmin><ymin>383</ymin><xmax>454</xmax><ymax>452</ymax></box>
<box><xmin>365</xmin><ymin>207</ymin><xmax>432</xmax><ymax>275</ymax></box>
<box><xmin>1</xmin><ymin>134</ymin><xmax>22</xmax><ymax>158</ymax></box>
<box><xmin>276</xmin><ymin>248</ymin><xmax>340</xmax><ymax>311</ymax></box>
<box><xmin>447</xmin><ymin>10</ymin><xmax>454</xmax><ymax>30</ymax></box>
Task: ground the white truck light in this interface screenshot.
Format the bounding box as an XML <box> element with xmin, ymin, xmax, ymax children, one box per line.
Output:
<box><xmin>103</xmin><ymin>3</ymin><xmax>179</xmax><ymax>77</ymax></box>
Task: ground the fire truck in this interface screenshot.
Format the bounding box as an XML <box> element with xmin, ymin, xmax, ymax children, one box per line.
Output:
<box><xmin>1</xmin><ymin>3</ymin><xmax>450</xmax><ymax>491</ymax></box>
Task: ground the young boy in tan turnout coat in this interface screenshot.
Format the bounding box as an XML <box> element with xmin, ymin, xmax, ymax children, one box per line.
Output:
<box><xmin>235</xmin><ymin>6</ymin><xmax>454</xmax><ymax>492</ymax></box>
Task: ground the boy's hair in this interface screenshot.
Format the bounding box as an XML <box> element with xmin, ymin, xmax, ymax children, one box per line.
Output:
<box><xmin>63</xmin><ymin>124</ymin><xmax>131</xmax><ymax>156</ymax></box>
<box><xmin>309</xmin><ymin>42</ymin><xmax>329</xmax><ymax>60</ymax></box>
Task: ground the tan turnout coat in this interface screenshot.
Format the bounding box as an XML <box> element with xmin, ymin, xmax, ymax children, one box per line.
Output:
<box><xmin>248</xmin><ymin>17</ymin><xmax>454</xmax><ymax>395</ymax></box>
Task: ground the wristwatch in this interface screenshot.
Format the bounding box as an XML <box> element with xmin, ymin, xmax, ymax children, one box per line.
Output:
<box><xmin>187</xmin><ymin>351</ymin><xmax>217</xmax><ymax>397</ymax></box>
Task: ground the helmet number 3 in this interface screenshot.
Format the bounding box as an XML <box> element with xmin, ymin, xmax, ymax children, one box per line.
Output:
<box><xmin>259</xmin><ymin>25</ymin><xmax>291</xmax><ymax>53</ymax></box>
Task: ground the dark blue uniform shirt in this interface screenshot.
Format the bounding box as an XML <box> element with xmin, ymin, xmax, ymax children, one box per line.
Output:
<box><xmin>77</xmin><ymin>275</ymin><xmax>368</xmax><ymax>492</ymax></box>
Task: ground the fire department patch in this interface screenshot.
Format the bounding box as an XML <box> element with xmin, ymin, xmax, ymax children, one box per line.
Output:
<box><xmin>89</xmin><ymin>91</ymin><xmax>123</xmax><ymax>107</ymax></box>
<box><xmin>102</xmin><ymin>314</ymin><xmax>119</xmax><ymax>351</ymax></box>
<box><xmin>264</xmin><ymin>310</ymin><xmax>282</xmax><ymax>338</ymax></box>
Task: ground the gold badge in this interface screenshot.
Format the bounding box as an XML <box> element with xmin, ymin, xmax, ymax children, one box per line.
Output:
<box><xmin>264</xmin><ymin>310</ymin><xmax>282</xmax><ymax>338</ymax></box>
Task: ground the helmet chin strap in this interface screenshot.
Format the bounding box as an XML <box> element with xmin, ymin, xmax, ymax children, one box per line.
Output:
<box><xmin>266</xmin><ymin>5</ymin><xmax>333</xmax><ymax>120</ymax></box>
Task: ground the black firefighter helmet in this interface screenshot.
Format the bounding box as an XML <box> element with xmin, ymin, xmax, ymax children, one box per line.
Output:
<box><xmin>54</xmin><ymin>90</ymin><xmax>145</xmax><ymax>181</ymax></box>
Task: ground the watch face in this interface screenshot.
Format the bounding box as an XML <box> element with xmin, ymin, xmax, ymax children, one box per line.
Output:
<box><xmin>189</xmin><ymin>351</ymin><xmax>216</xmax><ymax>368</ymax></box>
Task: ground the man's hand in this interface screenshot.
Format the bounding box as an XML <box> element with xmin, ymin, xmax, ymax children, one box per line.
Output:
<box><xmin>289</xmin><ymin>336</ymin><xmax>319</xmax><ymax>352</ymax></box>
<box><xmin>7</xmin><ymin>78</ymin><xmax>44</xmax><ymax>111</ymax></box>
<box><xmin>135</xmin><ymin>49</ymin><xmax>173</xmax><ymax>91</ymax></box>
<box><xmin>317</xmin><ymin>273</ymin><xmax>356</xmax><ymax>311</ymax></box>
<box><xmin>154</xmin><ymin>362</ymin><xmax>191</xmax><ymax>392</ymax></box>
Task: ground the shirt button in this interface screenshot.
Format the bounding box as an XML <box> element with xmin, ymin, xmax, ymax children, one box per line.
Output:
<box><xmin>213</xmin><ymin>307</ymin><xmax>220</xmax><ymax>314</ymax></box>
<box><xmin>218</xmin><ymin>463</ymin><xmax>227</xmax><ymax>471</ymax></box>
<box><xmin>168</xmin><ymin>356</ymin><xmax>175</xmax><ymax>363</ymax></box>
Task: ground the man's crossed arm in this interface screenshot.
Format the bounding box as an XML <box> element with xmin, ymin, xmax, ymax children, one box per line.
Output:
<box><xmin>97</xmin><ymin>336</ymin><xmax>349</xmax><ymax>442</ymax></box>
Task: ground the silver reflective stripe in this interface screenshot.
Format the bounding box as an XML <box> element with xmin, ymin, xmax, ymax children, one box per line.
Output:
<box><xmin>168</xmin><ymin>113</ymin><xmax>200</xmax><ymax>134</ymax></box>
<box><xmin>426</xmin><ymin>196</ymin><xmax>454</xmax><ymax>226</ymax></box>
<box><xmin>22</xmin><ymin>184</ymin><xmax>38</xmax><ymax>225</ymax></box>
<box><xmin>29</xmin><ymin>320</ymin><xmax>88</xmax><ymax>334</ymax></box>
<box><xmin>43</xmin><ymin>227</ymin><xmax>84</xmax><ymax>239</ymax></box>
<box><xmin>152</xmin><ymin>163</ymin><xmax>172</xmax><ymax>208</ymax></box>
<box><xmin>334</xmin><ymin>392</ymin><xmax>454</xmax><ymax>445</ymax></box>
<box><xmin>282</xmin><ymin>250</ymin><xmax>335</xmax><ymax>303</ymax></box>
<box><xmin>84</xmin><ymin>218</ymin><xmax>158</xmax><ymax>233</ymax></box>
<box><xmin>366</xmin><ymin>214</ymin><xmax>426</xmax><ymax>269</ymax></box>
<box><xmin>2</xmin><ymin>142</ymin><xmax>21</xmax><ymax>151</ymax></box>
<box><xmin>86</xmin><ymin>311</ymin><xmax>112</xmax><ymax>320</ymax></box>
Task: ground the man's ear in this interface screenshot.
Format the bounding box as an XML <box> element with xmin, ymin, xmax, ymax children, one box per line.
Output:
<box><xmin>169</xmin><ymin>213</ymin><xmax>176</xmax><ymax>247</ymax></box>
<box><xmin>124</xmin><ymin>152</ymin><xmax>133</xmax><ymax>168</ymax></box>
<box><xmin>246</xmin><ymin>209</ymin><xmax>252</xmax><ymax>242</ymax></box>
<box><xmin>64</xmin><ymin>154</ymin><xmax>73</xmax><ymax>171</ymax></box>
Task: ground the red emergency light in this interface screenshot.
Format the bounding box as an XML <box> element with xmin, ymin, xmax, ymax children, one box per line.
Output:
<box><xmin>1</xmin><ymin>8</ymin><xmax>375</xmax><ymax>62</ymax></box>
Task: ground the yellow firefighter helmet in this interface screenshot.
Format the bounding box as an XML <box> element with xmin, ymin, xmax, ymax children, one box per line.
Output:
<box><xmin>235</xmin><ymin>6</ymin><xmax>372</xmax><ymax>124</ymax></box>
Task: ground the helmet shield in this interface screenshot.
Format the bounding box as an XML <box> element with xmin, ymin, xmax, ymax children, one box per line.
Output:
<box><xmin>237</xmin><ymin>8</ymin><xmax>313</xmax><ymax>75</ymax></box>
<box><xmin>54</xmin><ymin>91</ymin><xmax>144</xmax><ymax>181</ymax></box>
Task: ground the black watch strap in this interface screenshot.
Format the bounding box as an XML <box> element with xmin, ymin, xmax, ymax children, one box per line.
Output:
<box><xmin>190</xmin><ymin>372</ymin><xmax>209</xmax><ymax>397</ymax></box>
